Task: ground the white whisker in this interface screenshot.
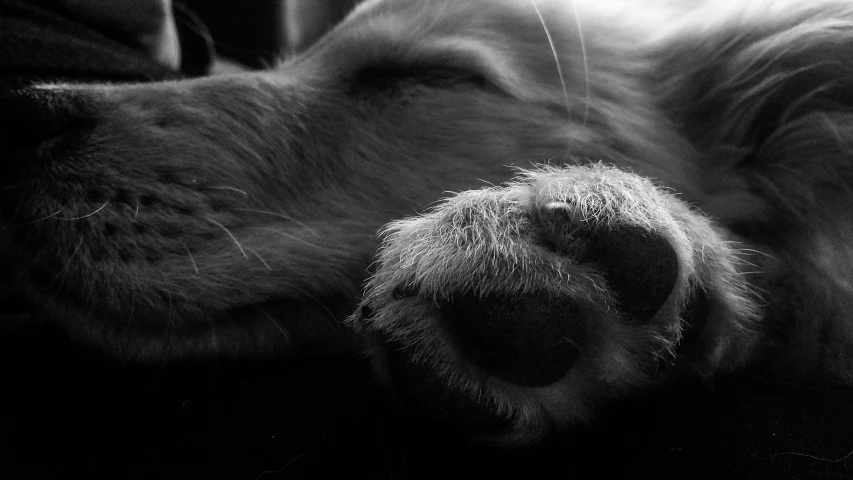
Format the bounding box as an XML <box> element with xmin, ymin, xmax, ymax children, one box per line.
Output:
<box><xmin>258</xmin><ymin>226</ymin><xmax>328</xmax><ymax>251</ymax></box>
<box><xmin>205</xmin><ymin>186</ymin><xmax>249</xmax><ymax>196</ymax></box>
<box><xmin>255</xmin><ymin>305</ymin><xmax>294</xmax><ymax>351</ymax></box>
<box><xmin>185</xmin><ymin>244</ymin><xmax>200</xmax><ymax>275</ymax></box>
<box><xmin>233</xmin><ymin>208</ymin><xmax>320</xmax><ymax>238</ymax></box>
<box><xmin>56</xmin><ymin>200</ymin><xmax>110</xmax><ymax>221</ymax></box>
<box><xmin>246</xmin><ymin>247</ymin><xmax>273</xmax><ymax>271</ymax></box>
<box><xmin>530</xmin><ymin>0</ymin><xmax>572</xmax><ymax>119</ymax></box>
<box><xmin>569</xmin><ymin>0</ymin><xmax>590</xmax><ymax>127</ymax></box>
<box><xmin>205</xmin><ymin>216</ymin><xmax>249</xmax><ymax>259</ymax></box>
<box><xmin>58</xmin><ymin>238</ymin><xmax>84</xmax><ymax>276</ymax></box>
<box><xmin>22</xmin><ymin>209</ymin><xmax>63</xmax><ymax>225</ymax></box>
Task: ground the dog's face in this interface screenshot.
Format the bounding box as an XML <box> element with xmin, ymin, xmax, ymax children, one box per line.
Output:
<box><xmin>0</xmin><ymin>0</ymin><xmax>663</xmax><ymax>357</ymax></box>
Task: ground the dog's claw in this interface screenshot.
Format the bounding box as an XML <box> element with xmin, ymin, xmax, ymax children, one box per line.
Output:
<box><xmin>540</xmin><ymin>201</ymin><xmax>583</xmax><ymax>231</ymax></box>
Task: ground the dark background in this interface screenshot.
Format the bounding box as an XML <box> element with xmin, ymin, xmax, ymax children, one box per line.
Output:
<box><xmin>178</xmin><ymin>0</ymin><xmax>360</xmax><ymax>68</ymax></box>
<box><xmin>3</xmin><ymin>324</ymin><xmax>852</xmax><ymax>479</ymax></box>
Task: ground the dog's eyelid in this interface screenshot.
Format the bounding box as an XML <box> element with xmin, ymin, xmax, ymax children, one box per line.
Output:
<box><xmin>349</xmin><ymin>57</ymin><xmax>499</xmax><ymax>92</ymax></box>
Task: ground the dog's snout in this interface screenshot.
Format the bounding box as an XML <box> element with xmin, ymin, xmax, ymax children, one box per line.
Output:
<box><xmin>0</xmin><ymin>88</ymin><xmax>93</xmax><ymax>154</ymax></box>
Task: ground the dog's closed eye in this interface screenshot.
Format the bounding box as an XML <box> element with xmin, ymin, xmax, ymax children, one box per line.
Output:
<box><xmin>352</xmin><ymin>60</ymin><xmax>491</xmax><ymax>90</ymax></box>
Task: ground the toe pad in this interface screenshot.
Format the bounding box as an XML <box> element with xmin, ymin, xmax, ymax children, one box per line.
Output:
<box><xmin>440</xmin><ymin>292</ymin><xmax>580</xmax><ymax>387</ymax></box>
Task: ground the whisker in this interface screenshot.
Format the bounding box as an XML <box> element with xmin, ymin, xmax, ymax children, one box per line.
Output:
<box><xmin>21</xmin><ymin>208</ymin><xmax>63</xmax><ymax>225</ymax></box>
<box><xmin>58</xmin><ymin>238</ymin><xmax>85</xmax><ymax>276</ymax></box>
<box><xmin>134</xmin><ymin>201</ymin><xmax>140</xmax><ymax>219</ymax></box>
<box><xmin>233</xmin><ymin>208</ymin><xmax>320</xmax><ymax>238</ymax></box>
<box><xmin>246</xmin><ymin>247</ymin><xmax>273</xmax><ymax>271</ymax></box>
<box><xmin>279</xmin><ymin>433</ymin><xmax>331</xmax><ymax>471</ymax></box>
<box><xmin>257</xmin><ymin>226</ymin><xmax>329</xmax><ymax>251</ymax></box>
<box><xmin>255</xmin><ymin>305</ymin><xmax>294</xmax><ymax>351</ymax></box>
<box><xmin>530</xmin><ymin>0</ymin><xmax>572</xmax><ymax>119</ymax></box>
<box><xmin>184</xmin><ymin>244</ymin><xmax>200</xmax><ymax>275</ymax></box>
<box><xmin>205</xmin><ymin>186</ymin><xmax>249</xmax><ymax>196</ymax></box>
<box><xmin>56</xmin><ymin>200</ymin><xmax>110</xmax><ymax>221</ymax></box>
<box><xmin>45</xmin><ymin>237</ymin><xmax>85</xmax><ymax>292</ymax></box>
<box><xmin>569</xmin><ymin>0</ymin><xmax>590</xmax><ymax>127</ymax></box>
<box><xmin>205</xmin><ymin>216</ymin><xmax>249</xmax><ymax>259</ymax></box>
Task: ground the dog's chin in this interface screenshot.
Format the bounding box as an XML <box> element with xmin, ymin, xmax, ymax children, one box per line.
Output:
<box><xmin>2</xmin><ymin>282</ymin><xmax>359</xmax><ymax>360</ymax></box>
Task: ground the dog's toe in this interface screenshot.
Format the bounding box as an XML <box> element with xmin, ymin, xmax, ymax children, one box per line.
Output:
<box><xmin>539</xmin><ymin>201</ymin><xmax>680</xmax><ymax>323</ymax></box>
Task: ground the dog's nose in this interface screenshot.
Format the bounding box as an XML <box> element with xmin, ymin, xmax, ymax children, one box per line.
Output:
<box><xmin>0</xmin><ymin>88</ymin><xmax>92</xmax><ymax>154</ymax></box>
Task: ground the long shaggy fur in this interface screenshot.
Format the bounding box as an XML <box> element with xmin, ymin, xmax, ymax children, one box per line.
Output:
<box><xmin>3</xmin><ymin>0</ymin><xmax>853</xmax><ymax>445</ymax></box>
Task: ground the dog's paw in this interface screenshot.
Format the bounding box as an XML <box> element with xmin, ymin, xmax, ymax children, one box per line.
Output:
<box><xmin>350</xmin><ymin>164</ymin><xmax>759</xmax><ymax>444</ymax></box>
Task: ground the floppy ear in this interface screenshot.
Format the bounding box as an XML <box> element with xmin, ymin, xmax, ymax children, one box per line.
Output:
<box><xmin>652</xmin><ymin>1</ymin><xmax>853</xmax><ymax>379</ymax></box>
<box><xmin>652</xmin><ymin>1</ymin><xmax>853</xmax><ymax>230</ymax></box>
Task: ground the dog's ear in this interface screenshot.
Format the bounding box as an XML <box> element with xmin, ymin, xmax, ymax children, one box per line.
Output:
<box><xmin>655</xmin><ymin>3</ymin><xmax>853</xmax><ymax>369</ymax></box>
<box><xmin>654</xmin><ymin>1</ymin><xmax>853</xmax><ymax>152</ymax></box>
<box><xmin>653</xmin><ymin>2</ymin><xmax>853</xmax><ymax>226</ymax></box>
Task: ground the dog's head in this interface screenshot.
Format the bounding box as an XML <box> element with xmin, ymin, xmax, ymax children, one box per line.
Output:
<box><xmin>0</xmin><ymin>0</ymin><xmax>672</xmax><ymax>357</ymax></box>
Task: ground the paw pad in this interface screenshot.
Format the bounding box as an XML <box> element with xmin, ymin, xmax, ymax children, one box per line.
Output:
<box><xmin>439</xmin><ymin>291</ymin><xmax>581</xmax><ymax>387</ymax></box>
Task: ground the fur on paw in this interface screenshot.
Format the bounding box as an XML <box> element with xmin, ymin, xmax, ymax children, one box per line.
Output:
<box><xmin>350</xmin><ymin>163</ymin><xmax>759</xmax><ymax>444</ymax></box>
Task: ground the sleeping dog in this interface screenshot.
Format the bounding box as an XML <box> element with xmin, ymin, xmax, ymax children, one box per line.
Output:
<box><xmin>2</xmin><ymin>0</ymin><xmax>852</xmax><ymax>446</ymax></box>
